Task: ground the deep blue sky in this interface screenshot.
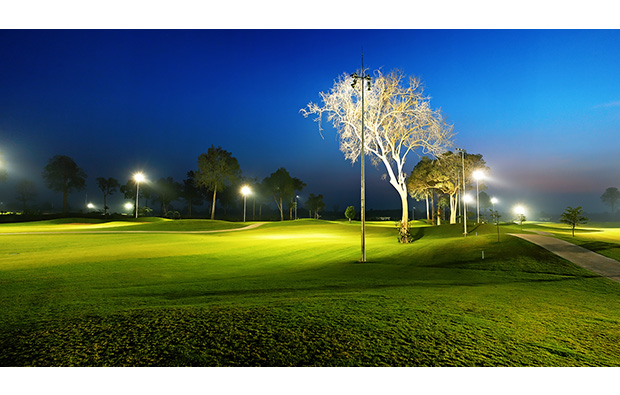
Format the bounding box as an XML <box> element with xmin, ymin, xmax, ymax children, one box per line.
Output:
<box><xmin>2</xmin><ymin>29</ymin><xmax>620</xmax><ymax>216</ymax></box>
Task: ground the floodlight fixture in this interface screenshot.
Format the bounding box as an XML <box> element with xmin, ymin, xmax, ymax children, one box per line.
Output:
<box><xmin>133</xmin><ymin>172</ymin><xmax>146</xmax><ymax>218</ymax></box>
<box><xmin>133</xmin><ymin>172</ymin><xmax>145</xmax><ymax>183</ymax></box>
<box><xmin>240</xmin><ymin>185</ymin><xmax>251</xmax><ymax>222</ymax></box>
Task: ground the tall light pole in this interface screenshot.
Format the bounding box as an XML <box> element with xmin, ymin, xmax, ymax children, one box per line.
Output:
<box><xmin>133</xmin><ymin>172</ymin><xmax>145</xmax><ymax>218</ymax></box>
<box><xmin>514</xmin><ymin>205</ymin><xmax>526</xmax><ymax>232</ymax></box>
<box><xmin>456</xmin><ymin>148</ymin><xmax>467</xmax><ymax>235</ymax></box>
<box><xmin>473</xmin><ymin>170</ymin><xmax>485</xmax><ymax>224</ymax></box>
<box><xmin>241</xmin><ymin>185</ymin><xmax>251</xmax><ymax>222</ymax></box>
<box><xmin>463</xmin><ymin>194</ymin><xmax>473</xmax><ymax>235</ymax></box>
<box><xmin>491</xmin><ymin>197</ymin><xmax>499</xmax><ymax>242</ymax></box>
<box><xmin>295</xmin><ymin>195</ymin><xmax>299</xmax><ymax>220</ymax></box>
<box><xmin>351</xmin><ymin>55</ymin><xmax>371</xmax><ymax>262</ymax></box>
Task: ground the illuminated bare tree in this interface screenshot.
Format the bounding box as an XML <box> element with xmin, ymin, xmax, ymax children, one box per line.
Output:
<box><xmin>302</xmin><ymin>70</ymin><xmax>454</xmax><ymax>238</ymax></box>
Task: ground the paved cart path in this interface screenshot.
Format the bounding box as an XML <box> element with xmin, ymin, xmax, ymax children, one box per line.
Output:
<box><xmin>510</xmin><ymin>233</ymin><xmax>620</xmax><ymax>282</ymax></box>
<box><xmin>0</xmin><ymin>222</ymin><xmax>267</xmax><ymax>235</ymax></box>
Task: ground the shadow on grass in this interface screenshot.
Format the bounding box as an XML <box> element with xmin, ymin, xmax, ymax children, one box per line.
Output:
<box><xmin>126</xmin><ymin>272</ymin><xmax>603</xmax><ymax>301</ymax></box>
<box><xmin>577</xmin><ymin>241</ymin><xmax>620</xmax><ymax>253</ymax></box>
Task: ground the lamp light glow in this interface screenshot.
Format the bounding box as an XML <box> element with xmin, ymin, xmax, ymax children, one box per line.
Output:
<box><xmin>240</xmin><ymin>185</ymin><xmax>251</xmax><ymax>222</ymax></box>
<box><xmin>133</xmin><ymin>172</ymin><xmax>145</xmax><ymax>183</ymax></box>
<box><xmin>133</xmin><ymin>172</ymin><xmax>146</xmax><ymax>218</ymax></box>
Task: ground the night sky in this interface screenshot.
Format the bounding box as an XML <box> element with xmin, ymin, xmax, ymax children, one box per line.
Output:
<box><xmin>2</xmin><ymin>29</ymin><xmax>620</xmax><ymax>217</ymax></box>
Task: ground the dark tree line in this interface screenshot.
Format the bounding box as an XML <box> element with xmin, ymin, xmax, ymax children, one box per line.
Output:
<box><xmin>37</xmin><ymin>147</ymin><xmax>325</xmax><ymax>220</ymax></box>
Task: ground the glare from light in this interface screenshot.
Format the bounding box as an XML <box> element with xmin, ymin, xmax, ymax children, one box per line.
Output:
<box><xmin>133</xmin><ymin>172</ymin><xmax>145</xmax><ymax>183</ymax></box>
<box><xmin>491</xmin><ymin>197</ymin><xmax>498</xmax><ymax>204</ymax></box>
<box><xmin>514</xmin><ymin>205</ymin><xmax>526</xmax><ymax>215</ymax></box>
<box><xmin>124</xmin><ymin>202</ymin><xmax>134</xmax><ymax>210</ymax></box>
<box><xmin>463</xmin><ymin>194</ymin><xmax>474</xmax><ymax>203</ymax></box>
<box><xmin>87</xmin><ymin>203</ymin><xmax>95</xmax><ymax>209</ymax></box>
<box><xmin>241</xmin><ymin>185</ymin><xmax>251</xmax><ymax>196</ymax></box>
<box><xmin>473</xmin><ymin>170</ymin><xmax>485</xmax><ymax>180</ymax></box>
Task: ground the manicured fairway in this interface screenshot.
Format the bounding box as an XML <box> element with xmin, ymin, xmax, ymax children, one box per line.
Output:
<box><xmin>1</xmin><ymin>219</ymin><xmax>620</xmax><ymax>366</ymax></box>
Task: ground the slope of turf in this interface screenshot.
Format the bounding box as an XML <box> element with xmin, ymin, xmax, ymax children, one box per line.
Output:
<box><xmin>0</xmin><ymin>218</ymin><xmax>248</xmax><ymax>233</ymax></box>
<box><xmin>1</xmin><ymin>219</ymin><xmax>619</xmax><ymax>366</ymax></box>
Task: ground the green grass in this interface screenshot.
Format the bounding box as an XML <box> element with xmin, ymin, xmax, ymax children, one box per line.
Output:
<box><xmin>1</xmin><ymin>219</ymin><xmax>620</xmax><ymax>366</ymax></box>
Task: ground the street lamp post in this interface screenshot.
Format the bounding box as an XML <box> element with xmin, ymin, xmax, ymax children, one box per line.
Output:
<box><xmin>473</xmin><ymin>170</ymin><xmax>485</xmax><ymax>224</ymax></box>
<box><xmin>491</xmin><ymin>197</ymin><xmax>499</xmax><ymax>242</ymax></box>
<box><xmin>351</xmin><ymin>54</ymin><xmax>371</xmax><ymax>262</ymax></box>
<box><xmin>463</xmin><ymin>194</ymin><xmax>473</xmax><ymax>236</ymax></box>
<box><xmin>456</xmin><ymin>148</ymin><xmax>467</xmax><ymax>235</ymax></box>
<box><xmin>133</xmin><ymin>172</ymin><xmax>145</xmax><ymax>219</ymax></box>
<box><xmin>241</xmin><ymin>186</ymin><xmax>251</xmax><ymax>222</ymax></box>
<box><xmin>514</xmin><ymin>205</ymin><xmax>526</xmax><ymax>232</ymax></box>
<box><xmin>295</xmin><ymin>195</ymin><xmax>299</xmax><ymax>220</ymax></box>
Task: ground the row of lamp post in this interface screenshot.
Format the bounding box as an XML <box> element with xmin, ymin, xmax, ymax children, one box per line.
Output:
<box><xmin>85</xmin><ymin>172</ymin><xmax>258</xmax><ymax>222</ymax></box>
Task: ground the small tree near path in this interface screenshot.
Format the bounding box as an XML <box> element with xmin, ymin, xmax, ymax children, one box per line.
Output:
<box><xmin>345</xmin><ymin>206</ymin><xmax>356</xmax><ymax>223</ymax></box>
<box><xmin>560</xmin><ymin>206</ymin><xmax>588</xmax><ymax>237</ymax></box>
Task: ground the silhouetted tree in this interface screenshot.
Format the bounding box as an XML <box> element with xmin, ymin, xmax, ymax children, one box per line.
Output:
<box><xmin>42</xmin><ymin>155</ymin><xmax>87</xmax><ymax>214</ymax></box>
<box><xmin>560</xmin><ymin>206</ymin><xmax>588</xmax><ymax>237</ymax></box>
<box><xmin>305</xmin><ymin>193</ymin><xmax>325</xmax><ymax>219</ymax></box>
<box><xmin>601</xmin><ymin>187</ymin><xmax>620</xmax><ymax>217</ymax></box>
<box><xmin>262</xmin><ymin>168</ymin><xmax>305</xmax><ymax>221</ymax></box>
<box><xmin>16</xmin><ymin>179</ymin><xmax>37</xmax><ymax>212</ymax></box>
<box><xmin>96</xmin><ymin>177</ymin><xmax>120</xmax><ymax>216</ymax></box>
<box><xmin>181</xmin><ymin>171</ymin><xmax>204</xmax><ymax>218</ymax></box>
<box><xmin>196</xmin><ymin>145</ymin><xmax>241</xmax><ymax>220</ymax></box>
<box><xmin>152</xmin><ymin>177</ymin><xmax>181</xmax><ymax>217</ymax></box>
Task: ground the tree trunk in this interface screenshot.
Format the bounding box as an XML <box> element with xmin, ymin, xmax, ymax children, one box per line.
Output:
<box><xmin>103</xmin><ymin>193</ymin><xmax>108</xmax><ymax>216</ymax></box>
<box><xmin>62</xmin><ymin>187</ymin><xmax>68</xmax><ymax>215</ymax></box>
<box><xmin>425</xmin><ymin>195</ymin><xmax>430</xmax><ymax>223</ymax></box>
<box><xmin>211</xmin><ymin>189</ymin><xmax>217</xmax><ymax>220</ymax></box>
<box><xmin>449</xmin><ymin>192</ymin><xmax>457</xmax><ymax>224</ymax></box>
<box><xmin>276</xmin><ymin>197</ymin><xmax>284</xmax><ymax>221</ymax></box>
<box><xmin>399</xmin><ymin>189</ymin><xmax>409</xmax><ymax>225</ymax></box>
<box><xmin>431</xmin><ymin>192</ymin><xmax>435</xmax><ymax>225</ymax></box>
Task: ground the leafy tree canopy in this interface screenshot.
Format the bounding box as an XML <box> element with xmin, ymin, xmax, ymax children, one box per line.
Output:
<box><xmin>560</xmin><ymin>206</ymin><xmax>588</xmax><ymax>237</ymax></box>
<box><xmin>42</xmin><ymin>155</ymin><xmax>87</xmax><ymax>214</ymax></box>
